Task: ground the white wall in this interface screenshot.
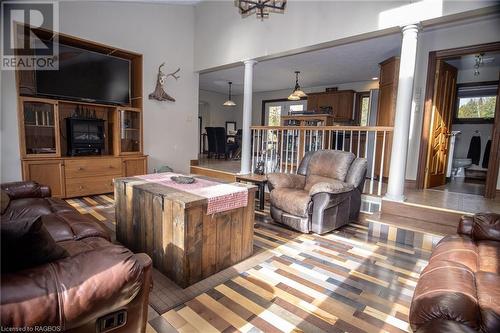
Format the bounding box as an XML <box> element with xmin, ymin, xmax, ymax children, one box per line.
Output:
<box><xmin>194</xmin><ymin>0</ymin><xmax>496</xmax><ymax>71</ymax></box>
<box><xmin>406</xmin><ymin>15</ymin><xmax>500</xmax><ymax>189</ymax></box>
<box><xmin>457</xmin><ymin>66</ymin><xmax>500</xmax><ymax>83</ymax></box>
<box><xmin>199</xmin><ymin>89</ymin><xmax>243</xmax><ymax>129</ymax></box>
<box><xmin>451</xmin><ymin>123</ymin><xmax>493</xmax><ymax>169</ymax></box>
<box><xmin>1</xmin><ymin>1</ymin><xmax>198</xmax><ymax>181</ymax></box>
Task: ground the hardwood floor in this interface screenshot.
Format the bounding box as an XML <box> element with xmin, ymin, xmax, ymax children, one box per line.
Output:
<box><xmin>69</xmin><ymin>194</ymin><xmax>433</xmax><ymax>333</ymax></box>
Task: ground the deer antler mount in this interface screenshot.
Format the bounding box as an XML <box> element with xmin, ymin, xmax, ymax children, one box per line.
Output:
<box><xmin>149</xmin><ymin>63</ymin><xmax>181</xmax><ymax>102</ymax></box>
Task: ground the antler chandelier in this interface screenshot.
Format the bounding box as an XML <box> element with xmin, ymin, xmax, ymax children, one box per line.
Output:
<box><xmin>236</xmin><ymin>0</ymin><xmax>287</xmax><ymax>19</ymax></box>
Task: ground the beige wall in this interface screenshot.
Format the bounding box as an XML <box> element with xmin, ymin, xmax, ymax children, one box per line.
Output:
<box><xmin>1</xmin><ymin>1</ymin><xmax>199</xmax><ymax>181</ymax></box>
<box><xmin>194</xmin><ymin>0</ymin><xmax>496</xmax><ymax>71</ymax></box>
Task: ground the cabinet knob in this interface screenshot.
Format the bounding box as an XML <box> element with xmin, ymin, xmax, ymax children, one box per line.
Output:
<box><xmin>78</xmin><ymin>167</ymin><xmax>84</xmax><ymax>171</ymax></box>
<box><xmin>79</xmin><ymin>185</ymin><xmax>83</xmax><ymax>190</ymax></box>
<box><xmin>109</xmin><ymin>165</ymin><xmax>114</xmax><ymax>169</ymax></box>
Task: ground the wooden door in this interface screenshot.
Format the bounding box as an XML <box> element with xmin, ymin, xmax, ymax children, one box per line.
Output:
<box><xmin>484</xmin><ymin>73</ymin><xmax>500</xmax><ymax>198</ymax></box>
<box><xmin>425</xmin><ymin>60</ymin><xmax>458</xmax><ymax>188</ymax></box>
<box><xmin>22</xmin><ymin>159</ymin><xmax>66</xmax><ymax>198</ymax></box>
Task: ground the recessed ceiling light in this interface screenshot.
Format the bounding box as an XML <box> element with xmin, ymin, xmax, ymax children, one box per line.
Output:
<box><xmin>372</xmin><ymin>77</ymin><xmax>379</xmax><ymax>80</ymax></box>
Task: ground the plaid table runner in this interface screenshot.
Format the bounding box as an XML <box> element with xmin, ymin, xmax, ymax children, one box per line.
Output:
<box><xmin>135</xmin><ymin>172</ymin><xmax>248</xmax><ymax>214</ymax></box>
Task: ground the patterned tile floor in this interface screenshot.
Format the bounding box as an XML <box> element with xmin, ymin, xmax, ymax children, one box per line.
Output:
<box><xmin>68</xmin><ymin>195</ymin><xmax>432</xmax><ymax>333</ymax></box>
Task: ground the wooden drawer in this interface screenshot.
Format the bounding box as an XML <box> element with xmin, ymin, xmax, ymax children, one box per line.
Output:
<box><xmin>65</xmin><ymin>158</ymin><xmax>122</xmax><ymax>178</ymax></box>
<box><xmin>65</xmin><ymin>175</ymin><xmax>118</xmax><ymax>198</ymax></box>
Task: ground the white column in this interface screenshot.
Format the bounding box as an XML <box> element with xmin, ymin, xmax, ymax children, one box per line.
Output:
<box><xmin>240</xmin><ymin>59</ymin><xmax>257</xmax><ymax>174</ymax></box>
<box><xmin>385</xmin><ymin>24</ymin><xmax>419</xmax><ymax>202</ymax></box>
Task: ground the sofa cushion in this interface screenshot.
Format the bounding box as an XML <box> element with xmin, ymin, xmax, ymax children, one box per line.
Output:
<box><xmin>1</xmin><ymin>216</ymin><xmax>68</xmax><ymax>272</ymax></box>
<box><xmin>477</xmin><ymin>241</ymin><xmax>500</xmax><ymax>274</ymax></box>
<box><xmin>410</xmin><ymin>260</ymin><xmax>479</xmax><ymax>332</ymax></box>
<box><xmin>46</xmin><ymin>197</ymin><xmax>77</xmax><ymax>214</ymax></box>
<box><xmin>476</xmin><ymin>272</ymin><xmax>500</xmax><ymax>333</ymax></box>
<box><xmin>42</xmin><ymin>212</ymin><xmax>110</xmax><ymax>243</ymax></box>
<box><xmin>270</xmin><ymin>188</ymin><xmax>311</xmax><ymax>217</ymax></box>
<box><xmin>306</xmin><ymin>150</ymin><xmax>355</xmax><ymax>182</ymax></box>
<box><xmin>58</xmin><ymin>237</ymin><xmax>114</xmax><ymax>257</ymax></box>
<box><xmin>0</xmin><ymin>190</ymin><xmax>10</xmax><ymax>215</ymax></box>
<box><xmin>431</xmin><ymin>235</ymin><xmax>478</xmax><ymax>272</ymax></box>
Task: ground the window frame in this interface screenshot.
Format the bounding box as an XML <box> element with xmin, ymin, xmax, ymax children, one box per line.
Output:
<box><xmin>453</xmin><ymin>81</ymin><xmax>498</xmax><ymax>124</ymax></box>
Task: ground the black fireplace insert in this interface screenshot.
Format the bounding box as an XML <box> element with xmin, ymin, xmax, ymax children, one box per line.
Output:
<box><xmin>66</xmin><ymin>118</ymin><xmax>105</xmax><ymax>156</ymax></box>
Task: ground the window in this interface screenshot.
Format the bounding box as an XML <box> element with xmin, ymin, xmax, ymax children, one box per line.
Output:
<box><xmin>355</xmin><ymin>92</ymin><xmax>370</xmax><ymax>126</ymax></box>
<box><xmin>268</xmin><ymin>106</ymin><xmax>281</xmax><ymax>126</ymax></box>
<box><xmin>289</xmin><ymin>104</ymin><xmax>304</xmax><ymax>113</ymax></box>
<box><xmin>359</xmin><ymin>96</ymin><xmax>370</xmax><ymax>126</ymax></box>
<box><xmin>455</xmin><ymin>84</ymin><xmax>497</xmax><ymax>123</ymax></box>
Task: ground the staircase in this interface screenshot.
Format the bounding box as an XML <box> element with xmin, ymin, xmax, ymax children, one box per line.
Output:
<box><xmin>360</xmin><ymin>198</ymin><xmax>472</xmax><ymax>250</ymax></box>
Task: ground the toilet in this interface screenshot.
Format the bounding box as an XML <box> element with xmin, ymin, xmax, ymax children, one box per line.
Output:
<box><xmin>452</xmin><ymin>158</ymin><xmax>472</xmax><ymax>178</ymax></box>
<box><xmin>446</xmin><ymin>131</ymin><xmax>472</xmax><ymax>178</ymax></box>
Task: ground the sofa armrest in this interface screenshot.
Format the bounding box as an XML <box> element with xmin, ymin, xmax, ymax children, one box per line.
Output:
<box><xmin>1</xmin><ymin>245</ymin><xmax>151</xmax><ymax>331</ymax></box>
<box><xmin>267</xmin><ymin>173</ymin><xmax>305</xmax><ymax>191</ymax></box>
<box><xmin>1</xmin><ymin>181</ymin><xmax>51</xmax><ymax>199</ymax></box>
<box><xmin>458</xmin><ymin>213</ymin><xmax>500</xmax><ymax>241</ymax></box>
<box><xmin>409</xmin><ymin>260</ymin><xmax>480</xmax><ymax>332</ymax></box>
<box><xmin>309</xmin><ymin>181</ymin><xmax>354</xmax><ymax>197</ymax></box>
<box><xmin>457</xmin><ymin>215</ymin><xmax>474</xmax><ymax>237</ymax></box>
<box><xmin>471</xmin><ymin>213</ymin><xmax>500</xmax><ymax>241</ymax></box>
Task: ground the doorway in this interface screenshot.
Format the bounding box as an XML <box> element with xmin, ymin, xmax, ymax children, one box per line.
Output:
<box><xmin>416</xmin><ymin>42</ymin><xmax>500</xmax><ymax>198</ymax></box>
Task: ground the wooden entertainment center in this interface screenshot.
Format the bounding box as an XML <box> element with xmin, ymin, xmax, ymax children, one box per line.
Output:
<box><xmin>16</xmin><ymin>28</ymin><xmax>147</xmax><ymax>198</ymax></box>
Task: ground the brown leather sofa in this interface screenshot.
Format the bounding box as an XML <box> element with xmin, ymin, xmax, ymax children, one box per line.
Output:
<box><xmin>267</xmin><ymin>150</ymin><xmax>367</xmax><ymax>234</ymax></box>
<box><xmin>409</xmin><ymin>213</ymin><xmax>500</xmax><ymax>333</ymax></box>
<box><xmin>1</xmin><ymin>181</ymin><xmax>152</xmax><ymax>333</ymax></box>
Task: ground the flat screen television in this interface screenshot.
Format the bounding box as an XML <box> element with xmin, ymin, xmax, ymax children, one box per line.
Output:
<box><xmin>35</xmin><ymin>41</ymin><xmax>131</xmax><ymax>105</ymax></box>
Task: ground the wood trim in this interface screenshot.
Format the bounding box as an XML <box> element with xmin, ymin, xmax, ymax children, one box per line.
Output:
<box><xmin>250</xmin><ymin>125</ymin><xmax>394</xmax><ymax>131</ymax></box>
<box><xmin>416</xmin><ymin>52</ymin><xmax>437</xmax><ymax>189</ymax></box>
<box><xmin>416</xmin><ymin>42</ymin><xmax>500</xmax><ymax>193</ymax></box>
<box><xmin>485</xmin><ymin>73</ymin><xmax>500</xmax><ymax>198</ymax></box>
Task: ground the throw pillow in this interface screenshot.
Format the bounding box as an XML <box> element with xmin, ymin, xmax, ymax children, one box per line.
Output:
<box><xmin>1</xmin><ymin>215</ymin><xmax>68</xmax><ymax>272</ymax></box>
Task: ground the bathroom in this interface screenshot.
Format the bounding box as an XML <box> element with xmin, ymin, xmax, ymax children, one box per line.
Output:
<box><xmin>440</xmin><ymin>52</ymin><xmax>498</xmax><ymax>195</ymax></box>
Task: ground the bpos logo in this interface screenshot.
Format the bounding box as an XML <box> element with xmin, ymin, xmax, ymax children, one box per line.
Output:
<box><xmin>1</xmin><ymin>1</ymin><xmax>59</xmax><ymax>70</ymax></box>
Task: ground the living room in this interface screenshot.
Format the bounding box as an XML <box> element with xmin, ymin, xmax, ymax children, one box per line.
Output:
<box><xmin>1</xmin><ymin>1</ymin><xmax>500</xmax><ymax>333</ymax></box>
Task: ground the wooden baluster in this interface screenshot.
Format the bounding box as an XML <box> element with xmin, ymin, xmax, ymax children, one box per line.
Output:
<box><xmin>357</xmin><ymin>129</ymin><xmax>361</xmax><ymax>157</ymax></box>
<box><xmin>378</xmin><ymin>130</ymin><xmax>387</xmax><ymax>196</ymax></box>
<box><xmin>370</xmin><ymin>130</ymin><xmax>378</xmax><ymax>195</ymax></box>
<box><xmin>279</xmin><ymin>129</ymin><xmax>284</xmax><ymax>173</ymax></box>
<box><xmin>251</xmin><ymin>129</ymin><xmax>255</xmax><ymax>172</ymax></box>
<box><xmin>349</xmin><ymin>130</ymin><xmax>353</xmax><ymax>153</ymax></box>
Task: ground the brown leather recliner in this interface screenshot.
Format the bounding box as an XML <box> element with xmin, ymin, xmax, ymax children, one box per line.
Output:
<box><xmin>267</xmin><ymin>150</ymin><xmax>367</xmax><ymax>234</ymax></box>
<box><xmin>1</xmin><ymin>181</ymin><xmax>152</xmax><ymax>333</ymax></box>
<box><xmin>409</xmin><ymin>213</ymin><xmax>500</xmax><ymax>333</ymax></box>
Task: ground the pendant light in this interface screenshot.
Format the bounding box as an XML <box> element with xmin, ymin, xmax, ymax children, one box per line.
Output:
<box><xmin>223</xmin><ymin>81</ymin><xmax>236</xmax><ymax>106</ymax></box>
<box><xmin>288</xmin><ymin>71</ymin><xmax>306</xmax><ymax>100</ymax></box>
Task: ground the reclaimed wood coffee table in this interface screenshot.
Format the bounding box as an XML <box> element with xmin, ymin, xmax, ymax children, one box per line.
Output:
<box><xmin>114</xmin><ymin>174</ymin><xmax>256</xmax><ymax>288</ymax></box>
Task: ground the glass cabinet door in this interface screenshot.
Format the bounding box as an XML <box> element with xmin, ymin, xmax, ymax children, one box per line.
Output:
<box><xmin>120</xmin><ymin>110</ymin><xmax>141</xmax><ymax>153</ymax></box>
<box><xmin>22</xmin><ymin>100</ymin><xmax>59</xmax><ymax>156</ymax></box>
